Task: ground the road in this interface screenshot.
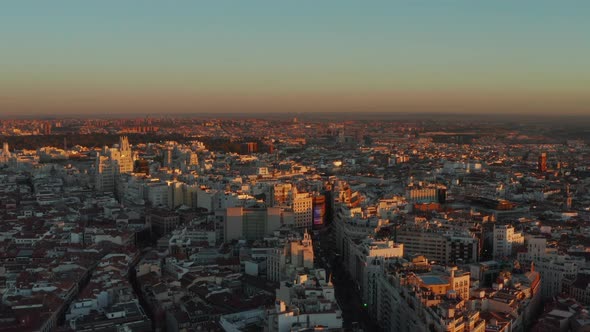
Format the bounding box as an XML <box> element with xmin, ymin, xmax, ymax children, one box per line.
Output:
<box><xmin>313</xmin><ymin>226</ymin><xmax>380</xmax><ymax>332</ymax></box>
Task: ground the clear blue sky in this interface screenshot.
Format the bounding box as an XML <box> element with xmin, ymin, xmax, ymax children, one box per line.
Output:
<box><xmin>1</xmin><ymin>1</ymin><xmax>589</xmax><ymax>115</ymax></box>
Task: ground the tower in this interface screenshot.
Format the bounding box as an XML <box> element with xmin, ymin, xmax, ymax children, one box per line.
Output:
<box><xmin>119</xmin><ymin>136</ymin><xmax>131</xmax><ymax>155</ymax></box>
<box><xmin>114</xmin><ymin>136</ymin><xmax>134</xmax><ymax>174</ymax></box>
<box><xmin>1</xmin><ymin>142</ymin><xmax>13</xmax><ymax>165</ymax></box>
<box><xmin>566</xmin><ymin>183</ymin><xmax>573</xmax><ymax>210</ymax></box>
<box><xmin>538</xmin><ymin>152</ymin><xmax>547</xmax><ymax>172</ymax></box>
<box><xmin>44</xmin><ymin>122</ymin><xmax>51</xmax><ymax>135</ymax></box>
<box><xmin>164</xmin><ymin>148</ymin><xmax>173</xmax><ymax>167</ymax></box>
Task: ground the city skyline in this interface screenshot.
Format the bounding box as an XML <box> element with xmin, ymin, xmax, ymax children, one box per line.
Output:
<box><xmin>1</xmin><ymin>116</ymin><xmax>589</xmax><ymax>331</ymax></box>
<box><xmin>2</xmin><ymin>1</ymin><xmax>590</xmax><ymax>115</ymax></box>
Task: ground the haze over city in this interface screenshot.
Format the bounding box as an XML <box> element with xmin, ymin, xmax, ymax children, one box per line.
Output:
<box><xmin>2</xmin><ymin>1</ymin><xmax>590</xmax><ymax>116</ymax></box>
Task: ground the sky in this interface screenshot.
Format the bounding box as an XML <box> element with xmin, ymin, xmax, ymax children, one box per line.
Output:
<box><xmin>1</xmin><ymin>1</ymin><xmax>589</xmax><ymax>116</ymax></box>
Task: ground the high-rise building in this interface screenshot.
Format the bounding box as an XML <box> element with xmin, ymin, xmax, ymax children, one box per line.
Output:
<box><xmin>292</xmin><ymin>192</ymin><xmax>313</xmax><ymax>229</ymax></box>
<box><xmin>240</xmin><ymin>142</ymin><xmax>258</xmax><ymax>154</ymax></box>
<box><xmin>538</xmin><ymin>152</ymin><xmax>547</xmax><ymax>172</ymax></box>
<box><xmin>186</xmin><ymin>152</ymin><xmax>198</xmax><ymax>169</ymax></box>
<box><xmin>1</xmin><ymin>142</ymin><xmax>9</xmax><ymax>156</ymax></box>
<box><xmin>0</xmin><ymin>142</ymin><xmax>13</xmax><ymax>165</ymax></box>
<box><xmin>163</xmin><ymin>148</ymin><xmax>173</xmax><ymax>168</ymax></box>
<box><xmin>95</xmin><ymin>156</ymin><xmax>115</xmax><ymax>192</ymax></box>
<box><xmin>167</xmin><ymin>181</ymin><xmax>184</xmax><ymax>209</ymax></box>
<box><xmin>94</xmin><ymin>137</ymin><xmax>135</xmax><ymax>192</ymax></box>
<box><xmin>115</xmin><ymin>136</ymin><xmax>134</xmax><ymax>174</ymax></box>
<box><xmin>42</xmin><ymin>122</ymin><xmax>52</xmax><ymax>135</ymax></box>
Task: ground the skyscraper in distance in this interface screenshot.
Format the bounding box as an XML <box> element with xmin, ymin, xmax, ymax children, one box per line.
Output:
<box><xmin>538</xmin><ymin>152</ymin><xmax>547</xmax><ymax>172</ymax></box>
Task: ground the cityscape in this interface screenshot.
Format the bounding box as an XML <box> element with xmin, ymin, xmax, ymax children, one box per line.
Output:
<box><xmin>1</xmin><ymin>115</ymin><xmax>590</xmax><ymax>332</ymax></box>
<box><xmin>2</xmin><ymin>2</ymin><xmax>590</xmax><ymax>332</ymax></box>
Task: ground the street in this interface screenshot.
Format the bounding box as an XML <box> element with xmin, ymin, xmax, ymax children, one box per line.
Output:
<box><xmin>314</xmin><ymin>226</ymin><xmax>380</xmax><ymax>332</ymax></box>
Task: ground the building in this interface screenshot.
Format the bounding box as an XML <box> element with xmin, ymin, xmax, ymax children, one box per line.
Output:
<box><xmin>535</xmin><ymin>256</ymin><xmax>585</xmax><ymax>299</ymax></box>
<box><xmin>95</xmin><ymin>155</ymin><xmax>115</xmax><ymax>192</ymax></box>
<box><xmin>240</xmin><ymin>142</ymin><xmax>258</xmax><ymax>154</ymax></box>
<box><xmin>288</xmin><ymin>230</ymin><xmax>314</xmax><ymax>271</ymax></box>
<box><xmin>492</xmin><ymin>224</ymin><xmax>524</xmax><ymax>259</ymax></box>
<box><xmin>220</xmin><ymin>309</ymin><xmax>266</xmax><ymax>332</ymax></box>
<box><xmin>517</xmin><ymin>234</ymin><xmax>586</xmax><ymax>298</ymax></box>
<box><xmin>268</xmin><ymin>269</ymin><xmax>342</xmax><ymax>332</ymax></box>
<box><xmin>353</xmin><ymin>239</ymin><xmax>404</xmax><ymax>307</ymax></box>
<box><xmin>147</xmin><ymin>210</ymin><xmax>180</xmax><ymax>236</ymax></box>
<box><xmin>220</xmin><ymin>207</ymin><xmax>282</xmax><ymax>242</ymax></box>
<box><xmin>517</xmin><ymin>235</ymin><xmax>557</xmax><ymax>266</ymax></box>
<box><xmin>563</xmin><ymin>273</ymin><xmax>590</xmax><ymax>305</ymax></box>
<box><xmin>105</xmin><ymin>136</ymin><xmax>134</xmax><ymax>175</ymax></box>
<box><xmin>168</xmin><ymin>221</ymin><xmax>217</xmax><ymax>251</ymax></box>
<box><xmin>538</xmin><ymin>152</ymin><xmax>547</xmax><ymax>172</ymax></box>
<box><xmin>43</xmin><ymin>121</ymin><xmax>52</xmax><ymax>135</ymax></box>
<box><xmin>94</xmin><ymin>136</ymin><xmax>135</xmax><ymax>193</ymax></box>
<box><xmin>271</xmin><ymin>183</ymin><xmax>294</xmax><ymax>207</ymax></box>
<box><xmin>469</xmin><ymin>197</ymin><xmax>530</xmax><ymax>222</ymax></box>
<box><xmin>469</xmin><ymin>266</ymin><xmax>542</xmax><ymax>330</ymax></box>
<box><xmin>145</xmin><ymin>181</ymin><xmax>169</xmax><ymax>207</ymax></box>
<box><xmin>405</xmin><ymin>184</ymin><xmax>447</xmax><ymax>203</ymax></box>
<box><xmin>470</xmin><ymin>261</ymin><xmax>502</xmax><ymax>287</ymax></box>
<box><xmin>70</xmin><ymin>300</ymin><xmax>151</xmax><ymax>331</ymax></box>
<box><xmin>0</xmin><ymin>142</ymin><xmax>16</xmax><ymax>166</ymax></box>
<box><xmin>292</xmin><ymin>192</ymin><xmax>313</xmax><ymax>229</ymax></box>
<box><xmin>167</xmin><ymin>181</ymin><xmax>184</xmax><ymax>209</ymax></box>
<box><xmin>267</xmin><ymin>231</ymin><xmax>315</xmax><ymax>282</ymax></box>
<box><xmin>396</xmin><ymin>228</ymin><xmax>479</xmax><ymax>265</ymax></box>
<box><xmin>371</xmin><ymin>258</ymin><xmax>485</xmax><ymax>332</ymax></box>
<box><xmin>1</xmin><ymin>142</ymin><xmax>10</xmax><ymax>158</ymax></box>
